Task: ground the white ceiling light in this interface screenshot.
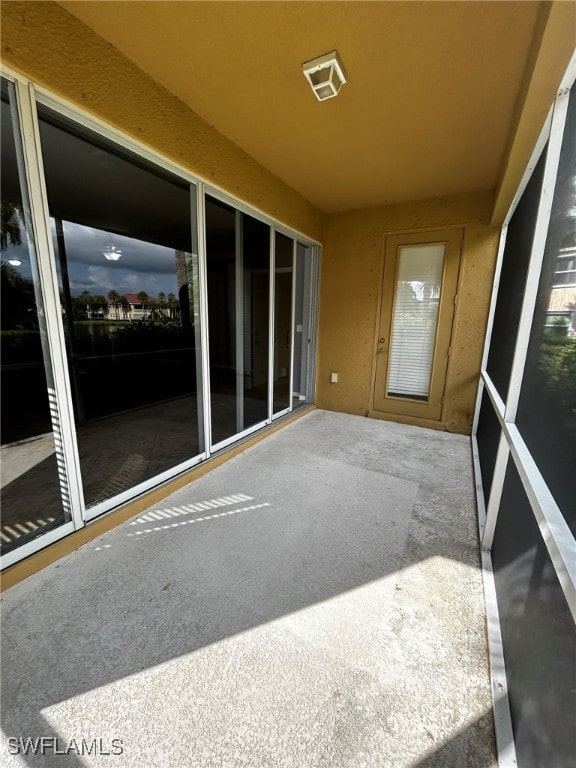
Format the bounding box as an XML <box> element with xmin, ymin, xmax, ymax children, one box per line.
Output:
<box><xmin>102</xmin><ymin>245</ymin><xmax>122</xmax><ymax>261</ymax></box>
<box><xmin>302</xmin><ymin>50</ymin><xmax>347</xmax><ymax>101</ymax></box>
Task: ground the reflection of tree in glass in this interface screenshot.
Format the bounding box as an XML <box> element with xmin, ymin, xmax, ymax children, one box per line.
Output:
<box><xmin>184</xmin><ymin>253</ymin><xmax>200</xmax><ymax>326</ymax></box>
<box><xmin>1</xmin><ymin>262</ymin><xmax>41</xmax><ymax>364</ymax></box>
<box><xmin>137</xmin><ymin>291</ymin><xmax>149</xmax><ymax>320</ymax></box>
<box><xmin>107</xmin><ymin>290</ymin><xmax>121</xmax><ymax>320</ymax></box>
<box><xmin>396</xmin><ymin>280</ymin><xmax>437</xmax><ymax>327</ymax></box>
<box><xmin>78</xmin><ymin>290</ymin><xmax>92</xmax><ymax>319</ymax></box>
<box><xmin>0</xmin><ymin>201</ymin><xmax>22</xmax><ymax>251</ymax></box>
<box><xmin>175</xmin><ymin>250</ymin><xmax>192</xmax><ymax>333</ymax></box>
<box><xmin>0</xmin><ymin>202</ymin><xmax>37</xmax><ymax>360</ymax></box>
<box><xmin>91</xmin><ymin>294</ymin><xmax>107</xmax><ymax>318</ymax></box>
<box><xmin>1</xmin><ymin>262</ymin><xmax>35</xmax><ymax>328</ymax></box>
<box><xmin>167</xmin><ymin>293</ymin><xmax>178</xmax><ymax>319</ymax></box>
<box><xmin>537</xmin><ymin>336</ymin><xmax>576</xmax><ymax>416</ymax></box>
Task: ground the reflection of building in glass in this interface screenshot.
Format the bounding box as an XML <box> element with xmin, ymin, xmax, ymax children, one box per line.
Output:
<box><xmin>104</xmin><ymin>293</ymin><xmax>170</xmax><ymax>321</ymax></box>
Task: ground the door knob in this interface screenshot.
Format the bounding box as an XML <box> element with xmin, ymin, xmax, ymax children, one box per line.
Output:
<box><xmin>379</xmin><ymin>337</ymin><xmax>385</xmax><ymax>343</ymax></box>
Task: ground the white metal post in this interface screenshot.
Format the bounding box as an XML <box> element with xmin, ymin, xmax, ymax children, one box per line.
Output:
<box><xmin>268</xmin><ymin>229</ymin><xmax>275</xmax><ymax>422</ymax></box>
<box><xmin>288</xmin><ymin>239</ymin><xmax>297</xmax><ymax>409</ymax></box>
<box><xmin>196</xmin><ymin>183</ymin><xmax>212</xmax><ymax>457</ymax></box>
<box><xmin>235</xmin><ymin>210</ymin><xmax>244</xmax><ymax>434</ymax></box>
<box><xmin>472</xmin><ymin>225</ymin><xmax>508</xmax><ymax>436</ymax></box>
<box><xmin>481</xmin><ymin>433</ymin><xmax>510</xmax><ymax>550</ymax></box>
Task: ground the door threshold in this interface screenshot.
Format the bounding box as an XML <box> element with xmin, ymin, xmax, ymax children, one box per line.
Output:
<box><xmin>367</xmin><ymin>409</ymin><xmax>448</xmax><ymax>432</ymax></box>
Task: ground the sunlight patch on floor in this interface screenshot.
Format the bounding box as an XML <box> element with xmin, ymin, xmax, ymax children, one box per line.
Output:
<box><xmin>25</xmin><ymin>557</ymin><xmax>494</xmax><ymax>768</ymax></box>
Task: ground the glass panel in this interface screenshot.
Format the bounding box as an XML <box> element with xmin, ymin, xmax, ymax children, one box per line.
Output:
<box><xmin>1</xmin><ymin>80</ymin><xmax>70</xmax><ymax>553</ymax></box>
<box><xmin>37</xmin><ymin>106</ymin><xmax>203</xmax><ymax>510</ymax></box>
<box><xmin>487</xmin><ymin>147</ymin><xmax>547</xmax><ymax>399</ymax></box>
<box><xmin>492</xmin><ymin>458</ymin><xmax>575</xmax><ymax>768</ymax></box>
<box><xmin>273</xmin><ymin>232</ymin><xmax>293</xmax><ymax>414</ymax></box>
<box><xmin>206</xmin><ymin>196</ymin><xmax>270</xmax><ymax>446</ymax></box>
<box><xmin>293</xmin><ymin>242</ymin><xmax>312</xmax><ymax>407</ymax></box>
<box><xmin>242</xmin><ymin>214</ymin><xmax>270</xmax><ymax>427</ymax></box>
<box><xmin>387</xmin><ymin>243</ymin><xmax>444</xmax><ymax>400</ymax></box>
<box><xmin>206</xmin><ymin>197</ymin><xmax>237</xmax><ymax>444</ymax></box>
<box><xmin>516</xmin><ymin>86</ymin><xmax>576</xmax><ymax>533</ymax></box>
<box><xmin>476</xmin><ymin>389</ymin><xmax>502</xmax><ymax>502</ymax></box>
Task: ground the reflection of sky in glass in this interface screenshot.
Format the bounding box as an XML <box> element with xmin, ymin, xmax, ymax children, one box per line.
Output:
<box><xmin>50</xmin><ymin>219</ymin><xmax>183</xmax><ymax>298</ymax></box>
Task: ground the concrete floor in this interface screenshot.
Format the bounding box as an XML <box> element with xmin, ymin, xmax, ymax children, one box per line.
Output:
<box><xmin>1</xmin><ymin>410</ymin><xmax>496</xmax><ymax>768</ymax></box>
<box><xmin>1</xmin><ymin>394</ymin><xmax>306</xmax><ymax>550</ymax></box>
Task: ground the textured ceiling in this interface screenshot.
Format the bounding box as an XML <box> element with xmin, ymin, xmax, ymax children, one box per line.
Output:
<box><xmin>59</xmin><ymin>1</ymin><xmax>540</xmax><ymax>213</ymax></box>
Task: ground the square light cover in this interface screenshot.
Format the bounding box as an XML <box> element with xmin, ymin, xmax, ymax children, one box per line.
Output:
<box><xmin>303</xmin><ymin>51</ymin><xmax>346</xmax><ymax>101</ymax></box>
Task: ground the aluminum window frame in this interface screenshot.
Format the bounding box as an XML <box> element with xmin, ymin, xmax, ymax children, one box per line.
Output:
<box><xmin>270</xmin><ymin>232</ymin><xmax>295</xmax><ymax>421</ymax></box>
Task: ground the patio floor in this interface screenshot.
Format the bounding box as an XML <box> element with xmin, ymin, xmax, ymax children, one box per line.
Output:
<box><xmin>1</xmin><ymin>409</ymin><xmax>496</xmax><ymax>768</ymax></box>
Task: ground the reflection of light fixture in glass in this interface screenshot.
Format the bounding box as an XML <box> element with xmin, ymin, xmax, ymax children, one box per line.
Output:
<box><xmin>103</xmin><ymin>245</ymin><xmax>122</xmax><ymax>261</ymax></box>
<box><xmin>7</xmin><ymin>258</ymin><xmax>22</xmax><ymax>267</ymax></box>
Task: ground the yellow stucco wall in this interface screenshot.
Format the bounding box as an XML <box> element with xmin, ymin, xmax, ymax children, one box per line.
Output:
<box><xmin>0</xmin><ymin>1</ymin><xmax>324</xmax><ymax>241</ymax></box>
<box><xmin>317</xmin><ymin>193</ymin><xmax>500</xmax><ymax>434</ymax></box>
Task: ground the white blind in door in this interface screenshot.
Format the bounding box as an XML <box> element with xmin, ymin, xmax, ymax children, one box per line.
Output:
<box><xmin>387</xmin><ymin>243</ymin><xmax>445</xmax><ymax>399</ymax></box>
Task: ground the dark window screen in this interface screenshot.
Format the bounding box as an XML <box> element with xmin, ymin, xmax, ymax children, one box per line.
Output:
<box><xmin>492</xmin><ymin>459</ymin><xmax>576</xmax><ymax>768</ymax></box>
<box><xmin>487</xmin><ymin>147</ymin><xmax>547</xmax><ymax>399</ymax></box>
<box><xmin>516</xmin><ymin>87</ymin><xmax>576</xmax><ymax>532</ymax></box>
<box><xmin>476</xmin><ymin>389</ymin><xmax>501</xmax><ymax>502</ymax></box>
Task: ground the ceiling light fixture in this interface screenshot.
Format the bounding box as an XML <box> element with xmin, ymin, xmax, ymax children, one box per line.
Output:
<box><xmin>7</xmin><ymin>258</ymin><xmax>22</xmax><ymax>267</ymax></box>
<box><xmin>302</xmin><ymin>50</ymin><xmax>346</xmax><ymax>101</ymax></box>
<box><xmin>102</xmin><ymin>245</ymin><xmax>122</xmax><ymax>261</ymax></box>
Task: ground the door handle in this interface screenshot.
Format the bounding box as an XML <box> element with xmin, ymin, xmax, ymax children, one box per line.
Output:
<box><xmin>377</xmin><ymin>347</ymin><xmax>386</xmax><ymax>354</ymax></box>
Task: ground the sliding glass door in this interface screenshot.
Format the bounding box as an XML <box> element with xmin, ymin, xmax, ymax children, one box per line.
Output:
<box><xmin>37</xmin><ymin>106</ymin><xmax>204</xmax><ymax>514</ymax></box>
<box><xmin>272</xmin><ymin>233</ymin><xmax>294</xmax><ymax>415</ymax></box>
<box><xmin>292</xmin><ymin>242</ymin><xmax>314</xmax><ymax>408</ymax></box>
<box><xmin>205</xmin><ymin>198</ymin><xmax>318</xmax><ymax>448</ymax></box>
<box><xmin>205</xmin><ymin>196</ymin><xmax>270</xmax><ymax>448</ymax></box>
<box><xmin>0</xmin><ymin>70</ymin><xmax>320</xmax><ymax>567</ymax></box>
